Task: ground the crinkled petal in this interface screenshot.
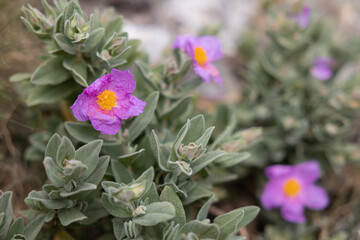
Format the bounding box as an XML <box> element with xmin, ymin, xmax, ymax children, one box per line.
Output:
<box><xmin>294</xmin><ymin>160</ymin><xmax>321</xmax><ymax>183</ymax></box>
<box><xmin>172</xmin><ymin>34</ymin><xmax>196</xmax><ymax>52</ymax></box>
<box><xmin>265</xmin><ymin>164</ymin><xmax>292</xmax><ymax>180</ymax></box>
<box><xmin>71</xmin><ymin>94</ymin><xmax>97</xmax><ymax>121</ymax></box>
<box><xmin>281</xmin><ymin>202</ymin><xmax>306</xmax><ymax>224</ymax></box>
<box><xmin>84</xmin><ymin>74</ymin><xmax>111</xmax><ymax>95</ymax></box>
<box><xmin>261</xmin><ymin>180</ymin><xmax>286</xmax><ymax>209</ymax></box>
<box><xmin>193</xmin><ymin>36</ymin><xmax>223</xmax><ymax>62</ymax></box>
<box><xmin>194</xmin><ymin>63</ymin><xmax>222</xmax><ymax>85</ymax></box>
<box><xmin>114</xmin><ymin>94</ymin><xmax>146</xmax><ymax>120</ymax></box>
<box><xmin>109</xmin><ymin>69</ymin><xmax>136</xmax><ymax>94</ymax></box>
<box><xmin>89</xmin><ymin>115</ymin><xmax>122</xmax><ymax>135</ymax></box>
<box><xmin>304</xmin><ymin>185</ymin><xmax>329</xmax><ymax>210</ymax></box>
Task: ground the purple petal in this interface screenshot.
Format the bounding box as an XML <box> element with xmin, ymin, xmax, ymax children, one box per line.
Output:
<box><xmin>292</xmin><ymin>6</ymin><xmax>311</xmax><ymax>29</ymax></box>
<box><xmin>89</xmin><ymin>115</ymin><xmax>122</xmax><ymax>135</ymax></box>
<box><xmin>114</xmin><ymin>94</ymin><xmax>146</xmax><ymax>120</ymax></box>
<box><xmin>311</xmin><ymin>66</ymin><xmax>332</xmax><ymax>81</ymax></box>
<box><xmin>71</xmin><ymin>94</ymin><xmax>97</xmax><ymax>121</ymax></box>
<box><xmin>294</xmin><ymin>160</ymin><xmax>321</xmax><ymax>183</ymax></box>
<box><xmin>193</xmin><ymin>36</ymin><xmax>223</xmax><ymax>62</ymax></box>
<box><xmin>194</xmin><ymin>63</ymin><xmax>222</xmax><ymax>85</ymax></box>
<box><xmin>265</xmin><ymin>164</ymin><xmax>293</xmax><ymax>180</ymax></box>
<box><xmin>261</xmin><ymin>180</ymin><xmax>286</xmax><ymax>209</ymax></box>
<box><xmin>304</xmin><ymin>185</ymin><xmax>329</xmax><ymax>210</ymax></box>
<box><xmin>109</xmin><ymin>69</ymin><xmax>136</xmax><ymax>94</ymax></box>
<box><xmin>281</xmin><ymin>202</ymin><xmax>306</xmax><ymax>224</ymax></box>
<box><xmin>172</xmin><ymin>34</ymin><xmax>196</xmax><ymax>54</ymax></box>
<box><xmin>84</xmin><ymin>74</ymin><xmax>111</xmax><ymax>95</ymax></box>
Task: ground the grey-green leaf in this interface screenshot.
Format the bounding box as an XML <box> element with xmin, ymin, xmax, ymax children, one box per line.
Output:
<box><xmin>58</xmin><ymin>208</ymin><xmax>87</xmax><ymax>226</ymax></box>
<box><xmin>132</xmin><ymin>202</ymin><xmax>176</xmax><ymax>226</ymax></box>
<box><xmin>31</xmin><ymin>57</ymin><xmax>70</xmax><ymax>85</ymax></box>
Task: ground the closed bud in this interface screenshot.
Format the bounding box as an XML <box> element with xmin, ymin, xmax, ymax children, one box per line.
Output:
<box><xmin>63</xmin><ymin>159</ymin><xmax>88</xmax><ymax>179</ymax></box>
<box><xmin>165</xmin><ymin>59</ymin><xmax>178</xmax><ymax>77</ymax></box>
<box><xmin>178</xmin><ymin>143</ymin><xmax>204</xmax><ymax>161</ymax></box>
<box><xmin>132</xmin><ymin>205</ymin><xmax>147</xmax><ymax>217</ymax></box>
<box><xmin>65</xmin><ymin>11</ymin><xmax>90</xmax><ymax>42</ymax></box>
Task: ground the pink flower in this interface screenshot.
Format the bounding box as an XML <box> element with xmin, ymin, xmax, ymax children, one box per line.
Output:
<box><xmin>311</xmin><ymin>57</ymin><xmax>334</xmax><ymax>81</ymax></box>
<box><xmin>71</xmin><ymin>69</ymin><xmax>146</xmax><ymax>135</ymax></box>
<box><xmin>292</xmin><ymin>6</ymin><xmax>311</xmax><ymax>29</ymax></box>
<box><xmin>261</xmin><ymin>160</ymin><xmax>329</xmax><ymax>223</ymax></box>
<box><xmin>172</xmin><ymin>34</ymin><xmax>223</xmax><ymax>85</ymax></box>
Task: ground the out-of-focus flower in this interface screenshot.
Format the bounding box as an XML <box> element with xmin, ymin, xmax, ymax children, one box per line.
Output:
<box><xmin>261</xmin><ymin>160</ymin><xmax>329</xmax><ymax>223</ymax></box>
<box><xmin>311</xmin><ymin>57</ymin><xmax>334</xmax><ymax>81</ymax></box>
<box><xmin>172</xmin><ymin>34</ymin><xmax>223</xmax><ymax>85</ymax></box>
<box><xmin>292</xmin><ymin>6</ymin><xmax>311</xmax><ymax>29</ymax></box>
<box><xmin>71</xmin><ymin>69</ymin><xmax>146</xmax><ymax>135</ymax></box>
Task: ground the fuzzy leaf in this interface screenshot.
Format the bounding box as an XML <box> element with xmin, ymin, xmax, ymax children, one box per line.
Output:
<box><xmin>58</xmin><ymin>208</ymin><xmax>87</xmax><ymax>226</ymax></box>
<box><xmin>81</xmin><ymin>28</ymin><xmax>105</xmax><ymax>52</ymax></box>
<box><xmin>63</xmin><ymin>57</ymin><xmax>88</xmax><ymax>87</ymax></box>
<box><xmin>132</xmin><ymin>202</ymin><xmax>176</xmax><ymax>226</ymax></box>
<box><xmin>64</xmin><ymin>122</ymin><xmax>100</xmax><ymax>143</ymax></box>
<box><xmin>128</xmin><ymin>91</ymin><xmax>159</xmax><ymax>142</ymax></box>
<box><xmin>54</xmin><ymin>33</ymin><xmax>76</xmax><ymax>54</ymax></box>
<box><xmin>31</xmin><ymin>57</ymin><xmax>70</xmax><ymax>85</ymax></box>
<box><xmin>160</xmin><ymin>186</ymin><xmax>186</xmax><ymax>226</ymax></box>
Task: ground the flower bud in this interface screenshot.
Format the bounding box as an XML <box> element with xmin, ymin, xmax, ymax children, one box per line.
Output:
<box><xmin>113</xmin><ymin>181</ymin><xmax>146</xmax><ymax>203</ymax></box>
<box><xmin>65</xmin><ymin>11</ymin><xmax>90</xmax><ymax>42</ymax></box>
<box><xmin>178</xmin><ymin>143</ymin><xmax>204</xmax><ymax>161</ymax></box>
<box><xmin>132</xmin><ymin>205</ymin><xmax>147</xmax><ymax>217</ymax></box>
<box><xmin>62</xmin><ymin>159</ymin><xmax>88</xmax><ymax>179</ymax></box>
<box><xmin>170</xmin><ymin>160</ymin><xmax>193</xmax><ymax>176</ymax></box>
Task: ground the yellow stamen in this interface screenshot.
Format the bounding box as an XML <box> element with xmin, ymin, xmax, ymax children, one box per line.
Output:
<box><xmin>283</xmin><ymin>179</ymin><xmax>301</xmax><ymax>196</ymax></box>
<box><xmin>194</xmin><ymin>46</ymin><xmax>207</xmax><ymax>65</ymax></box>
<box><xmin>96</xmin><ymin>90</ymin><xmax>117</xmax><ymax>111</ymax></box>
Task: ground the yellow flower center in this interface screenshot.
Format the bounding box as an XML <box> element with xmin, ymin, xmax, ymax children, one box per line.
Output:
<box><xmin>194</xmin><ymin>46</ymin><xmax>207</xmax><ymax>65</ymax></box>
<box><xmin>283</xmin><ymin>179</ymin><xmax>301</xmax><ymax>197</ymax></box>
<box><xmin>96</xmin><ymin>90</ymin><xmax>117</xmax><ymax>111</ymax></box>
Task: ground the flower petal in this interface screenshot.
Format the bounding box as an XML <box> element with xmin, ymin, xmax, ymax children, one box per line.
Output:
<box><xmin>304</xmin><ymin>185</ymin><xmax>329</xmax><ymax>210</ymax></box>
<box><xmin>281</xmin><ymin>202</ymin><xmax>306</xmax><ymax>224</ymax></box>
<box><xmin>193</xmin><ymin>36</ymin><xmax>223</xmax><ymax>62</ymax></box>
<box><xmin>172</xmin><ymin>34</ymin><xmax>196</xmax><ymax>56</ymax></box>
<box><xmin>265</xmin><ymin>164</ymin><xmax>292</xmax><ymax>180</ymax></box>
<box><xmin>89</xmin><ymin>115</ymin><xmax>122</xmax><ymax>135</ymax></box>
<box><xmin>261</xmin><ymin>180</ymin><xmax>286</xmax><ymax>209</ymax></box>
<box><xmin>194</xmin><ymin>63</ymin><xmax>222</xmax><ymax>85</ymax></box>
<box><xmin>114</xmin><ymin>94</ymin><xmax>146</xmax><ymax>120</ymax></box>
<box><xmin>294</xmin><ymin>160</ymin><xmax>321</xmax><ymax>183</ymax></box>
<box><xmin>71</xmin><ymin>94</ymin><xmax>96</xmax><ymax>121</ymax></box>
<box><xmin>109</xmin><ymin>69</ymin><xmax>136</xmax><ymax>94</ymax></box>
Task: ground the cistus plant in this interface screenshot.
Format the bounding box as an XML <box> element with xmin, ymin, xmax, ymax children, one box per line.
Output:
<box><xmin>7</xmin><ymin>0</ymin><xmax>260</xmax><ymax>239</ymax></box>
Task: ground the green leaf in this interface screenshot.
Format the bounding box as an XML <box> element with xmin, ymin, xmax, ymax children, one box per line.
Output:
<box><xmin>63</xmin><ymin>1</ymin><xmax>84</xmax><ymax>20</ymax></box>
<box><xmin>196</xmin><ymin>194</ymin><xmax>215</xmax><ymax>221</ymax></box>
<box><xmin>43</xmin><ymin>157</ymin><xmax>67</xmax><ymax>187</ymax></box>
<box><xmin>160</xmin><ymin>96</ymin><xmax>192</xmax><ymax>120</ymax></box>
<box><xmin>214</xmin><ymin>209</ymin><xmax>245</xmax><ymax>240</ymax></box>
<box><xmin>25</xmin><ymin>191</ymin><xmax>72</xmax><ymax>211</ymax></box>
<box><xmin>132</xmin><ymin>202</ymin><xmax>176</xmax><ymax>226</ymax></box>
<box><xmin>179</xmin><ymin>220</ymin><xmax>220</xmax><ymax>239</ymax></box>
<box><xmin>104</xmin><ymin>16</ymin><xmax>123</xmax><ymax>39</ymax></box>
<box><xmin>182</xmin><ymin>115</ymin><xmax>205</xmax><ymax>145</ymax></box>
<box><xmin>236</xmin><ymin>206</ymin><xmax>260</xmax><ymax>229</ymax></box>
<box><xmin>54</xmin><ymin>33</ymin><xmax>76</xmax><ymax>54</ymax></box>
<box><xmin>31</xmin><ymin>57</ymin><xmax>70</xmax><ymax>85</ymax></box>
<box><xmin>9</xmin><ymin>73</ymin><xmax>31</xmax><ymax>82</ymax></box>
<box><xmin>56</xmin><ymin>136</ymin><xmax>75</xmax><ymax>166</ymax></box>
<box><xmin>81</xmin><ymin>28</ymin><xmax>105</xmax><ymax>52</ymax></box>
<box><xmin>6</xmin><ymin>218</ymin><xmax>24</xmax><ymax>240</ymax></box>
<box><xmin>215</xmin><ymin>152</ymin><xmax>251</xmax><ymax>168</ymax></box>
<box><xmin>101</xmin><ymin>194</ymin><xmax>131</xmax><ymax>218</ymax></box>
<box><xmin>45</xmin><ymin>134</ymin><xmax>62</xmax><ymax>161</ymax></box>
<box><xmin>150</xmin><ymin>130</ymin><xmax>169</xmax><ymax>171</ymax></box>
<box><xmin>118</xmin><ymin>149</ymin><xmax>145</xmax><ymax>166</ymax></box>
<box><xmin>182</xmin><ymin>185</ymin><xmax>213</xmax><ymax>206</ymax></box>
<box><xmin>0</xmin><ymin>192</ymin><xmax>13</xmax><ymax>239</ymax></box>
<box><xmin>58</xmin><ymin>208</ymin><xmax>87</xmax><ymax>226</ymax></box>
<box><xmin>85</xmin><ymin>156</ymin><xmax>110</xmax><ymax>185</ymax></box>
<box><xmin>64</xmin><ymin>122</ymin><xmax>100</xmax><ymax>143</ymax></box>
<box><xmin>160</xmin><ymin>186</ymin><xmax>186</xmax><ymax>226</ymax></box>
<box><xmin>23</xmin><ymin>214</ymin><xmax>46</xmax><ymax>240</ymax></box>
<box><xmin>128</xmin><ymin>91</ymin><xmax>159</xmax><ymax>142</ymax></box>
<box><xmin>26</xmin><ymin>81</ymin><xmax>77</xmax><ymax>106</ymax></box>
<box><xmin>59</xmin><ymin>182</ymin><xmax>97</xmax><ymax>197</ymax></box>
<box><xmin>75</xmin><ymin>140</ymin><xmax>103</xmax><ymax>179</ymax></box>
<box><xmin>63</xmin><ymin>57</ymin><xmax>88</xmax><ymax>87</ymax></box>
<box><xmin>190</xmin><ymin>150</ymin><xmax>227</xmax><ymax>176</ymax></box>
<box><xmin>111</xmin><ymin>159</ymin><xmax>132</xmax><ymax>184</ymax></box>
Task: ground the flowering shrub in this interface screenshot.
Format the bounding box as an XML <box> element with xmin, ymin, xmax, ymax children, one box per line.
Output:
<box><xmin>5</xmin><ymin>0</ymin><xmax>260</xmax><ymax>239</ymax></box>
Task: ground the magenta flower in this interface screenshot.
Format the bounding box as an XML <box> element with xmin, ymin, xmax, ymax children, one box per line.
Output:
<box><xmin>311</xmin><ymin>57</ymin><xmax>334</xmax><ymax>81</ymax></box>
<box><xmin>261</xmin><ymin>160</ymin><xmax>329</xmax><ymax>223</ymax></box>
<box><xmin>172</xmin><ymin>34</ymin><xmax>223</xmax><ymax>85</ymax></box>
<box><xmin>292</xmin><ymin>6</ymin><xmax>311</xmax><ymax>29</ymax></box>
<box><xmin>71</xmin><ymin>69</ymin><xmax>146</xmax><ymax>135</ymax></box>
